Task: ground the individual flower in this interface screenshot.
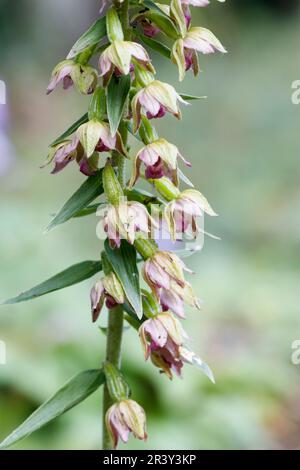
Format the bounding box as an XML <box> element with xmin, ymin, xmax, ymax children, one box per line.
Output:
<box><xmin>90</xmin><ymin>272</ymin><xmax>125</xmax><ymax>322</ymax></box>
<box><xmin>76</xmin><ymin>119</ymin><xmax>127</xmax><ymax>158</ymax></box>
<box><xmin>159</xmin><ymin>279</ymin><xmax>201</xmax><ymax>318</ymax></box>
<box><xmin>142</xmin><ymin>250</ymin><xmax>200</xmax><ymax>317</ymax></box>
<box><xmin>106</xmin><ymin>399</ymin><xmax>147</xmax><ymax>448</ymax></box>
<box><xmin>129</xmin><ymin>138</ymin><xmax>191</xmax><ymax>188</ymax></box>
<box><xmin>164</xmin><ymin>188</ymin><xmax>217</xmax><ymax>240</ymax></box>
<box><xmin>139</xmin><ymin>312</ymin><xmax>188</xmax><ymax>379</ymax></box>
<box><xmin>140</xmin><ymin>19</ymin><xmax>160</xmax><ymax>38</ymax></box>
<box><xmin>45</xmin><ymin>137</ymin><xmax>81</xmax><ymax>174</ymax></box>
<box><xmin>99</xmin><ymin>41</ymin><xmax>154</xmax><ymax>82</ymax></box>
<box><xmin>104</xmin><ymin>200</ymin><xmax>157</xmax><ymax>248</ymax></box>
<box><xmin>47</xmin><ymin>60</ymin><xmax>98</xmax><ymax>95</ymax></box>
<box><xmin>172</xmin><ymin>27</ymin><xmax>227</xmax><ymax>81</ymax></box>
<box><xmin>139</xmin><ymin>311</ymin><xmax>206</xmax><ymax>379</ymax></box>
<box><xmin>132</xmin><ymin>80</ymin><xmax>188</xmax><ymax>131</ymax></box>
<box><xmin>139</xmin><ymin>312</ymin><xmax>187</xmax><ymax>359</ymax></box>
<box><xmin>44</xmin><ymin>136</ymin><xmax>101</xmax><ymax>176</ymax></box>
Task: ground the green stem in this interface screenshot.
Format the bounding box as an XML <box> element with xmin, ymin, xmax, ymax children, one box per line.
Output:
<box><xmin>102</xmin><ymin>0</ymin><xmax>131</xmax><ymax>450</ymax></box>
<box><xmin>102</xmin><ymin>306</ymin><xmax>124</xmax><ymax>450</ymax></box>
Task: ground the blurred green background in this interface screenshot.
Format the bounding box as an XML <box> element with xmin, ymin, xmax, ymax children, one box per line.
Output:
<box><xmin>1</xmin><ymin>0</ymin><xmax>300</xmax><ymax>450</ymax></box>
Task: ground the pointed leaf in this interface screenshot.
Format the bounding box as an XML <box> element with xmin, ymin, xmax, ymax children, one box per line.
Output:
<box><xmin>140</xmin><ymin>11</ymin><xmax>178</xmax><ymax>39</ymax></box>
<box><xmin>104</xmin><ymin>239</ymin><xmax>143</xmax><ymax>319</ymax></box>
<box><xmin>107</xmin><ymin>74</ymin><xmax>131</xmax><ymax>136</ymax></box>
<box><xmin>46</xmin><ymin>169</ymin><xmax>103</xmax><ymax>231</ymax></box>
<box><xmin>3</xmin><ymin>260</ymin><xmax>102</xmax><ymax>305</ymax></box>
<box><xmin>50</xmin><ymin>113</ymin><xmax>89</xmax><ymax>147</ymax></box>
<box><xmin>0</xmin><ymin>369</ymin><xmax>105</xmax><ymax>449</ymax></box>
<box><xmin>137</xmin><ymin>33</ymin><xmax>171</xmax><ymax>59</ymax></box>
<box><xmin>73</xmin><ymin>202</ymin><xmax>106</xmax><ymax>218</ymax></box>
<box><xmin>67</xmin><ymin>17</ymin><xmax>107</xmax><ymax>59</ymax></box>
<box><xmin>180</xmin><ymin>94</ymin><xmax>207</xmax><ymax>101</ymax></box>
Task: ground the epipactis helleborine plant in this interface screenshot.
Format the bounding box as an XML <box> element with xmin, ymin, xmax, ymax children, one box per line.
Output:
<box><xmin>1</xmin><ymin>0</ymin><xmax>226</xmax><ymax>451</ymax></box>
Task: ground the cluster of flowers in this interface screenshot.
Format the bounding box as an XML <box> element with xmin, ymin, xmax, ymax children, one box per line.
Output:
<box><xmin>46</xmin><ymin>0</ymin><xmax>225</xmax><ymax>448</ymax></box>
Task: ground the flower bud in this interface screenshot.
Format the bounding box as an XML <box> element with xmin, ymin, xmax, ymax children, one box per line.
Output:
<box><xmin>103</xmin><ymin>362</ymin><xmax>130</xmax><ymax>402</ymax></box>
<box><xmin>106</xmin><ymin>7</ymin><xmax>124</xmax><ymax>42</ymax></box>
<box><xmin>153</xmin><ymin>177</ymin><xmax>181</xmax><ymax>201</ymax></box>
<box><xmin>90</xmin><ymin>272</ymin><xmax>125</xmax><ymax>322</ymax></box>
<box><xmin>103</xmin><ymin>162</ymin><xmax>123</xmax><ymax>205</ymax></box>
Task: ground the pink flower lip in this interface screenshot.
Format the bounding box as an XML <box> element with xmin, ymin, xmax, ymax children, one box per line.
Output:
<box><xmin>146</xmin><ymin>105</ymin><xmax>166</xmax><ymax>120</ymax></box>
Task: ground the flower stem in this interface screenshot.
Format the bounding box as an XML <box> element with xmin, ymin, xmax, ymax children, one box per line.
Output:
<box><xmin>102</xmin><ymin>305</ymin><xmax>124</xmax><ymax>449</ymax></box>
<box><xmin>102</xmin><ymin>0</ymin><xmax>131</xmax><ymax>450</ymax></box>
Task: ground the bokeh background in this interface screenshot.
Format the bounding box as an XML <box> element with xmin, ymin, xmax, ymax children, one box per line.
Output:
<box><xmin>1</xmin><ymin>0</ymin><xmax>300</xmax><ymax>450</ymax></box>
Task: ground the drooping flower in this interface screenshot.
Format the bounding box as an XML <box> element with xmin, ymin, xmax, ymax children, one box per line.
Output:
<box><xmin>44</xmin><ymin>137</ymin><xmax>101</xmax><ymax>176</ymax></box>
<box><xmin>164</xmin><ymin>188</ymin><xmax>217</xmax><ymax>240</ymax></box>
<box><xmin>76</xmin><ymin>119</ymin><xmax>127</xmax><ymax>159</ymax></box>
<box><xmin>172</xmin><ymin>27</ymin><xmax>227</xmax><ymax>81</ymax></box>
<box><xmin>132</xmin><ymin>80</ymin><xmax>188</xmax><ymax>131</ymax></box>
<box><xmin>139</xmin><ymin>311</ymin><xmax>202</xmax><ymax>378</ymax></box>
<box><xmin>142</xmin><ymin>250</ymin><xmax>200</xmax><ymax>317</ymax></box>
<box><xmin>139</xmin><ymin>312</ymin><xmax>187</xmax><ymax>358</ymax></box>
<box><xmin>129</xmin><ymin>138</ymin><xmax>190</xmax><ymax>188</ymax></box>
<box><xmin>104</xmin><ymin>200</ymin><xmax>157</xmax><ymax>248</ymax></box>
<box><xmin>47</xmin><ymin>60</ymin><xmax>98</xmax><ymax>95</ymax></box>
<box><xmin>159</xmin><ymin>279</ymin><xmax>201</xmax><ymax>318</ymax></box>
<box><xmin>99</xmin><ymin>41</ymin><xmax>154</xmax><ymax>82</ymax></box>
<box><xmin>139</xmin><ymin>312</ymin><xmax>188</xmax><ymax>378</ymax></box>
<box><xmin>90</xmin><ymin>272</ymin><xmax>125</xmax><ymax>322</ymax></box>
<box><xmin>106</xmin><ymin>399</ymin><xmax>147</xmax><ymax>448</ymax></box>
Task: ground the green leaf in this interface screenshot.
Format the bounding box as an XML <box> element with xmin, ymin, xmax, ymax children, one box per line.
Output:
<box><xmin>67</xmin><ymin>17</ymin><xmax>107</xmax><ymax>59</ymax></box>
<box><xmin>46</xmin><ymin>170</ymin><xmax>103</xmax><ymax>231</ymax></box>
<box><xmin>142</xmin><ymin>0</ymin><xmax>170</xmax><ymax>17</ymax></box>
<box><xmin>0</xmin><ymin>369</ymin><xmax>105</xmax><ymax>449</ymax></box>
<box><xmin>180</xmin><ymin>94</ymin><xmax>207</xmax><ymax>101</ymax></box>
<box><xmin>50</xmin><ymin>113</ymin><xmax>89</xmax><ymax>147</ymax></box>
<box><xmin>104</xmin><ymin>239</ymin><xmax>143</xmax><ymax>319</ymax></box>
<box><xmin>124</xmin><ymin>188</ymin><xmax>158</xmax><ymax>205</ymax></box>
<box><xmin>3</xmin><ymin>260</ymin><xmax>102</xmax><ymax>305</ymax></box>
<box><xmin>107</xmin><ymin>74</ymin><xmax>131</xmax><ymax>136</ymax></box>
<box><xmin>141</xmin><ymin>11</ymin><xmax>179</xmax><ymax>39</ymax></box>
<box><xmin>136</xmin><ymin>33</ymin><xmax>171</xmax><ymax>59</ymax></box>
<box><xmin>73</xmin><ymin>202</ymin><xmax>106</xmax><ymax>218</ymax></box>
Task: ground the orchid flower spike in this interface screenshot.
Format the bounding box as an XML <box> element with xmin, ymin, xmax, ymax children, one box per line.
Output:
<box><xmin>90</xmin><ymin>272</ymin><xmax>125</xmax><ymax>322</ymax></box>
<box><xmin>47</xmin><ymin>60</ymin><xmax>98</xmax><ymax>95</ymax></box>
<box><xmin>129</xmin><ymin>138</ymin><xmax>191</xmax><ymax>188</ymax></box>
<box><xmin>142</xmin><ymin>250</ymin><xmax>200</xmax><ymax>317</ymax></box>
<box><xmin>132</xmin><ymin>80</ymin><xmax>188</xmax><ymax>131</ymax></box>
<box><xmin>164</xmin><ymin>188</ymin><xmax>217</xmax><ymax>241</ymax></box>
<box><xmin>104</xmin><ymin>200</ymin><xmax>158</xmax><ymax>248</ymax></box>
<box><xmin>106</xmin><ymin>399</ymin><xmax>147</xmax><ymax>449</ymax></box>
